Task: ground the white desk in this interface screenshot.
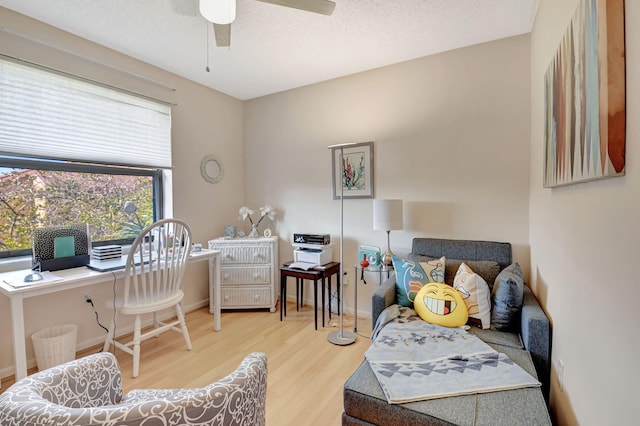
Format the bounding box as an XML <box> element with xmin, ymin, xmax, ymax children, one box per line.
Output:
<box><xmin>0</xmin><ymin>249</ymin><xmax>220</xmax><ymax>380</ymax></box>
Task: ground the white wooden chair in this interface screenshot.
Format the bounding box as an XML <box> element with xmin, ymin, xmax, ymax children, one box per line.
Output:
<box><xmin>103</xmin><ymin>218</ymin><xmax>193</xmax><ymax>377</ymax></box>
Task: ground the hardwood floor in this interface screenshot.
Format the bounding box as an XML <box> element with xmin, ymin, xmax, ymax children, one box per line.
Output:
<box><xmin>1</xmin><ymin>302</ymin><xmax>372</xmax><ymax>425</ymax></box>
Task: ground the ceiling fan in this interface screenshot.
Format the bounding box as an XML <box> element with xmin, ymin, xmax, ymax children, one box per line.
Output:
<box><xmin>199</xmin><ymin>0</ymin><xmax>336</xmax><ymax>47</ymax></box>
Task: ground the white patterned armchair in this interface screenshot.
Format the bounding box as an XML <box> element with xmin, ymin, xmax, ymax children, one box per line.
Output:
<box><xmin>0</xmin><ymin>351</ymin><xmax>267</xmax><ymax>426</ymax></box>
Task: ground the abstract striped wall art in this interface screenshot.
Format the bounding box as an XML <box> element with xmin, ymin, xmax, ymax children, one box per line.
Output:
<box><xmin>543</xmin><ymin>0</ymin><xmax>625</xmax><ymax>187</ymax></box>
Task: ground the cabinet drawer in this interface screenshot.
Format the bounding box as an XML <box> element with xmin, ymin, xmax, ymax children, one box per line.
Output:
<box><xmin>212</xmin><ymin>245</ymin><xmax>272</xmax><ymax>265</ymax></box>
<box><xmin>221</xmin><ymin>287</ymin><xmax>271</xmax><ymax>307</ymax></box>
<box><xmin>221</xmin><ymin>266</ymin><xmax>271</xmax><ymax>285</ymax></box>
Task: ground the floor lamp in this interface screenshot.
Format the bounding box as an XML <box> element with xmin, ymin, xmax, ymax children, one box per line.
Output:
<box><xmin>327</xmin><ymin>142</ymin><xmax>357</xmax><ymax>346</ymax></box>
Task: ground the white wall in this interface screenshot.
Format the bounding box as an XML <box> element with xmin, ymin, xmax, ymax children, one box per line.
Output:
<box><xmin>529</xmin><ymin>0</ymin><xmax>639</xmax><ymax>424</ymax></box>
<box><xmin>244</xmin><ymin>35</ymin><xmax>532</xmax><ymax>319</ymax></box>
<box><xmin>0</xmin><ymin>8</ymin><xmax>244</xmax><ymax>377</ymax></box>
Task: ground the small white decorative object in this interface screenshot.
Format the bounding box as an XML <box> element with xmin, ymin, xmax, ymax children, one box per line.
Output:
<box><xmin>263</xmin><ymin>228</ymin><xmax>272</xmax><ymax>237</ymax></box>
<box><xmin>239</xmin><ymin>205</ymin><xmax>277</xmax><ymax>238</ymax></box>
<box><xmin>224</xmin><ymin>225</ymin><xmax>236</xmax><ymax>238</ymax></box>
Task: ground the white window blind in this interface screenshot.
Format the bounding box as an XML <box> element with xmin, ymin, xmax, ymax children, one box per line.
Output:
<box><xmin>0</xmin><ymin>58</ymin><xmax>172</xmax><ymax>168</ymax></box>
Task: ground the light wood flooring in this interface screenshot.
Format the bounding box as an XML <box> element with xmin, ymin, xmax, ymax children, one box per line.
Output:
<box><xmin>1</xmin><ymin>302</ymin><xmax>372</xmax><ymax>425</ymax></box>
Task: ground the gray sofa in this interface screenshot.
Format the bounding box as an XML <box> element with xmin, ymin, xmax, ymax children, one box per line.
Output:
<box><xmin>343</xmin><ymin>238</ymin><xmax>551</xmax><ymax>426</ymax></box>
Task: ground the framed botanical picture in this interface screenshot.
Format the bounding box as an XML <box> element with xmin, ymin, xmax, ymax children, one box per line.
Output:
<box><xmin>331</xmin><ymin>141</ymin><xmax>374</xmax><ymax>199</ymax></box>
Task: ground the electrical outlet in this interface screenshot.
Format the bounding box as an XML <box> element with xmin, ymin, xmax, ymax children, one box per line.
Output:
<box><xmin>84</xmin><ymin>293</ymin><xmax>93</xmax><ymax>304</ymax></box>
<box><xmin>557</xmin><ymin>359</ymin><xmax>565</xmax><ymax>391</ymax></box>
<box><xmin>343</xmin><ymin>273</ymin><xmax>349</xmax><ymax>286</ymax></box>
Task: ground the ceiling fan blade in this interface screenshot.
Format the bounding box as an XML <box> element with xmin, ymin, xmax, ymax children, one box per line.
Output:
<box><xmin>255</xmin><ymin>0</ymin><xmax>336</xmax><ymax>15</ymax></box>
<box><xmin>213</xmin><ymin>23</ymin><xmax>231</xmax><ymax>47</ymax></box>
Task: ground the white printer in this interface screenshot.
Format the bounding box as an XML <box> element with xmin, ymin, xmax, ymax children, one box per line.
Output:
<box><xmin>292</xmin><ymin>233</ymin><xmax>332</xmax><ymax>266</ymax></box>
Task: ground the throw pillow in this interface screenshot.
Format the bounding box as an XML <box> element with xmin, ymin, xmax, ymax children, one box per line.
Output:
<box><xmin>453</xmin><ymin>263</ymin><xmax>491</xmax><ymax>329</ymax></box>
<box><xmin>418</xmin><ymin>257</ymin><xmax>446</xmax><ymax>284</ymax></box>
<box><xmin>407</xmin><ymin>254</ymin><xmax>500</xmax><ymax>287</ymax></box>
<box><xmin>444</xmin><ymin>259</ymin><xmax>501</xmax><ymax>290</ymax></box>
<box><xmin>491</xmin><ymin>262</ymin><xmax>524</xmax><ymax>331</ymax></box>
<box><xmin>414</xmin><ymin>282</ymin><xmax>468</xmax><ymax>327</ymax></box>
<box><xmin>392</xmin><ymin>256</ymin><xmax>445</xmax><ymax>307</ymax></box>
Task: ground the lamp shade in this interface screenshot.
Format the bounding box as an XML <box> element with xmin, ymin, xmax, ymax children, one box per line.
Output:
<box><xmin>373</xmin><ymin>199</ymin><xmax>404</xmax><ymax>231</ymax></box>
<box><xmin>199</xmin><ymin>0</ymin><xmax>236</xmax><ymax>24</ymax></box>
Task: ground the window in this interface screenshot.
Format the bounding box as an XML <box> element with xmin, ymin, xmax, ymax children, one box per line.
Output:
<box><xmin>0</xmin><ymin>57</ymin><xmax>172</xmax><ymax>258</ymax></box>
<box><xmin>0</xmin><ymin>158</ymin><xmax>162</xmax><ymax>258</ymax></box>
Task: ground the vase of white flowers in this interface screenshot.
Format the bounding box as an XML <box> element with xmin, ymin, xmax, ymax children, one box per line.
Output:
<box><xmin>239</xmin><ymin>205</ymin><xmax>276</xmax><ymax>237</ymax></box>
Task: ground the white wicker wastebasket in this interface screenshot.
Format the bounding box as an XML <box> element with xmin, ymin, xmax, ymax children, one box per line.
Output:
<box><xmin>31</xmin><ymin>324</ymin><xmax>78</xmax><ymax>371</ymax></box>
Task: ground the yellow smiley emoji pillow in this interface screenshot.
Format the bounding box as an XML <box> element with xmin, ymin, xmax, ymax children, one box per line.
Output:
<box><xmin>414</xmin><ymin>282</ymin><xmax>468</xmax><ymax>327</ymax></box>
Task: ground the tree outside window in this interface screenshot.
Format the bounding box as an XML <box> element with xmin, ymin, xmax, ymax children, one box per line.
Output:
<box><xmin>0</xmin><ymin>164</ymin><xmax>156</xmax><ymax>256</ymax></box>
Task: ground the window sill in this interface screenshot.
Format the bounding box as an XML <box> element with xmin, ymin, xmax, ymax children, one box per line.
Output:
<box><xmin>0</xmin><ymin>256</ymin><xmax>32</xmax><ymax>273</ymax></box>
<box><xmin>0</xmin><ymin>246</ymin><xmax>134</xmax><ymax>273</ymax></box>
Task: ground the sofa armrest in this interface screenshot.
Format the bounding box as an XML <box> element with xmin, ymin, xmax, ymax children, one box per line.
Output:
<box><xmin>372</xmin><ymin>276</ymin><xmax>396</xmax><ymax>330</ymax></box>
<box><xmin>520</xmin><ymin>285</ymin><xmax>551</xmax><ymax>401</ymax></box>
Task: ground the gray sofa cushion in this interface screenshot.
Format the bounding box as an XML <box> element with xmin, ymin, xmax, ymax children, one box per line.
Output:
<box><xmin>468</xmin><ymin>327</ymin><xmax>523</xmax><ymax>350</ymax></box>
<box><xmin>411</xmin><ymin>239</ymin><xmax>512</xmax><ymax>271</ymax></box>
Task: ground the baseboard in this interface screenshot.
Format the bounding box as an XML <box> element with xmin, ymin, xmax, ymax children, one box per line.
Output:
<box><xmin>284</xmin><ymin>293</ymin><xmax>371</xmax><ymax>318</ymax></box>
<box><xmin>0</xmin><ymin>299</ymin><xmax>210</xmax><ymax>382</ymax></box>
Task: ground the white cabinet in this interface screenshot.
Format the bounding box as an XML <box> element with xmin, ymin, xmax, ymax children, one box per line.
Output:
<box><xmin>207</xmin><ymin>237</ymin><xmax>278</xmax><ymax>312</ymax></box>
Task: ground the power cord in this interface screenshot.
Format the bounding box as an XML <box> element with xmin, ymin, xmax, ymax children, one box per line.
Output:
<box><xmin>109</xmin><ymin>271</ymin><xmax>118</xmax><ymax>355</ymax></box>
<box><xmin>85</xmin><ymin>296</ymin><xmax>109</xmax><ymax>334</ymax></box>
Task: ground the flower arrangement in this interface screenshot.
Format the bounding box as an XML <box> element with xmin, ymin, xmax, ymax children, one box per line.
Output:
<box><xmin>239</xmin><ymin>205</ymin><xmax>276</xmax><ymax>237</ymax></box>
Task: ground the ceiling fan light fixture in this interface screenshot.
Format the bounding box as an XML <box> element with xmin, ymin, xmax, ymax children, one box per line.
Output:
<box><xmin>199</xmin><ymin>0</ymin><xmax>236</xmax><ymax>25</ymax></box>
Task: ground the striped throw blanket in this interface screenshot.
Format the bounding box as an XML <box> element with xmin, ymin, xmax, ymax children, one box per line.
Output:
<box><xmin>365</xmin><ymin>306</ymin><xmax>540</xmax><ymax>404</ymax></box>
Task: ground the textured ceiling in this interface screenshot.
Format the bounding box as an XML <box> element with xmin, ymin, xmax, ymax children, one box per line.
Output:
<box><xmin>0</xmin><ymin>0</ymin><xmax>540</xmax><ymax>100</ymax></box>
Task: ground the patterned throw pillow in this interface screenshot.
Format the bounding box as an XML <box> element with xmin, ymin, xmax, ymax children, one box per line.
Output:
<box><xmin>392</xmin><ymin>255</ymin><xmax>445</xmax><ymax>307</ymax></box>
<box><xmin>419</xmin><ymin>257</ymin><xmax>446</xmax><ymax>284</ymax></box>
<box><xmin>491</xmin><ymin>263</ymin><xmax>524</xmax><ymax>331</ymax></box>
<box><xmin>453</xmin><ymin>263</ymin><xmax>491</xmax><ymax>329</ymax></box>
<box><xmin>407</xmin><ymin>254</ymin><xmax>500</xmax><ymax>287</ymax></box>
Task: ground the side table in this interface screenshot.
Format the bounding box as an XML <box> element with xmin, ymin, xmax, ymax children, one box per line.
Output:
<box><xmin>353</xmin><ymin>265</ymin><xmax>393</xmax><ymax>333</ymax></box>
<box><xmin>280</xmin><ymin>262</ymin><xmax>340</xmax><ymax>330</ymax></box>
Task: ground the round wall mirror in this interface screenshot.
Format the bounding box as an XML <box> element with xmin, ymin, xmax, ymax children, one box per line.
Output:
<box><xmin>200</xmin><ymin>155</ymin><xmax>224</xmax><ymax>184</ymax></box>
